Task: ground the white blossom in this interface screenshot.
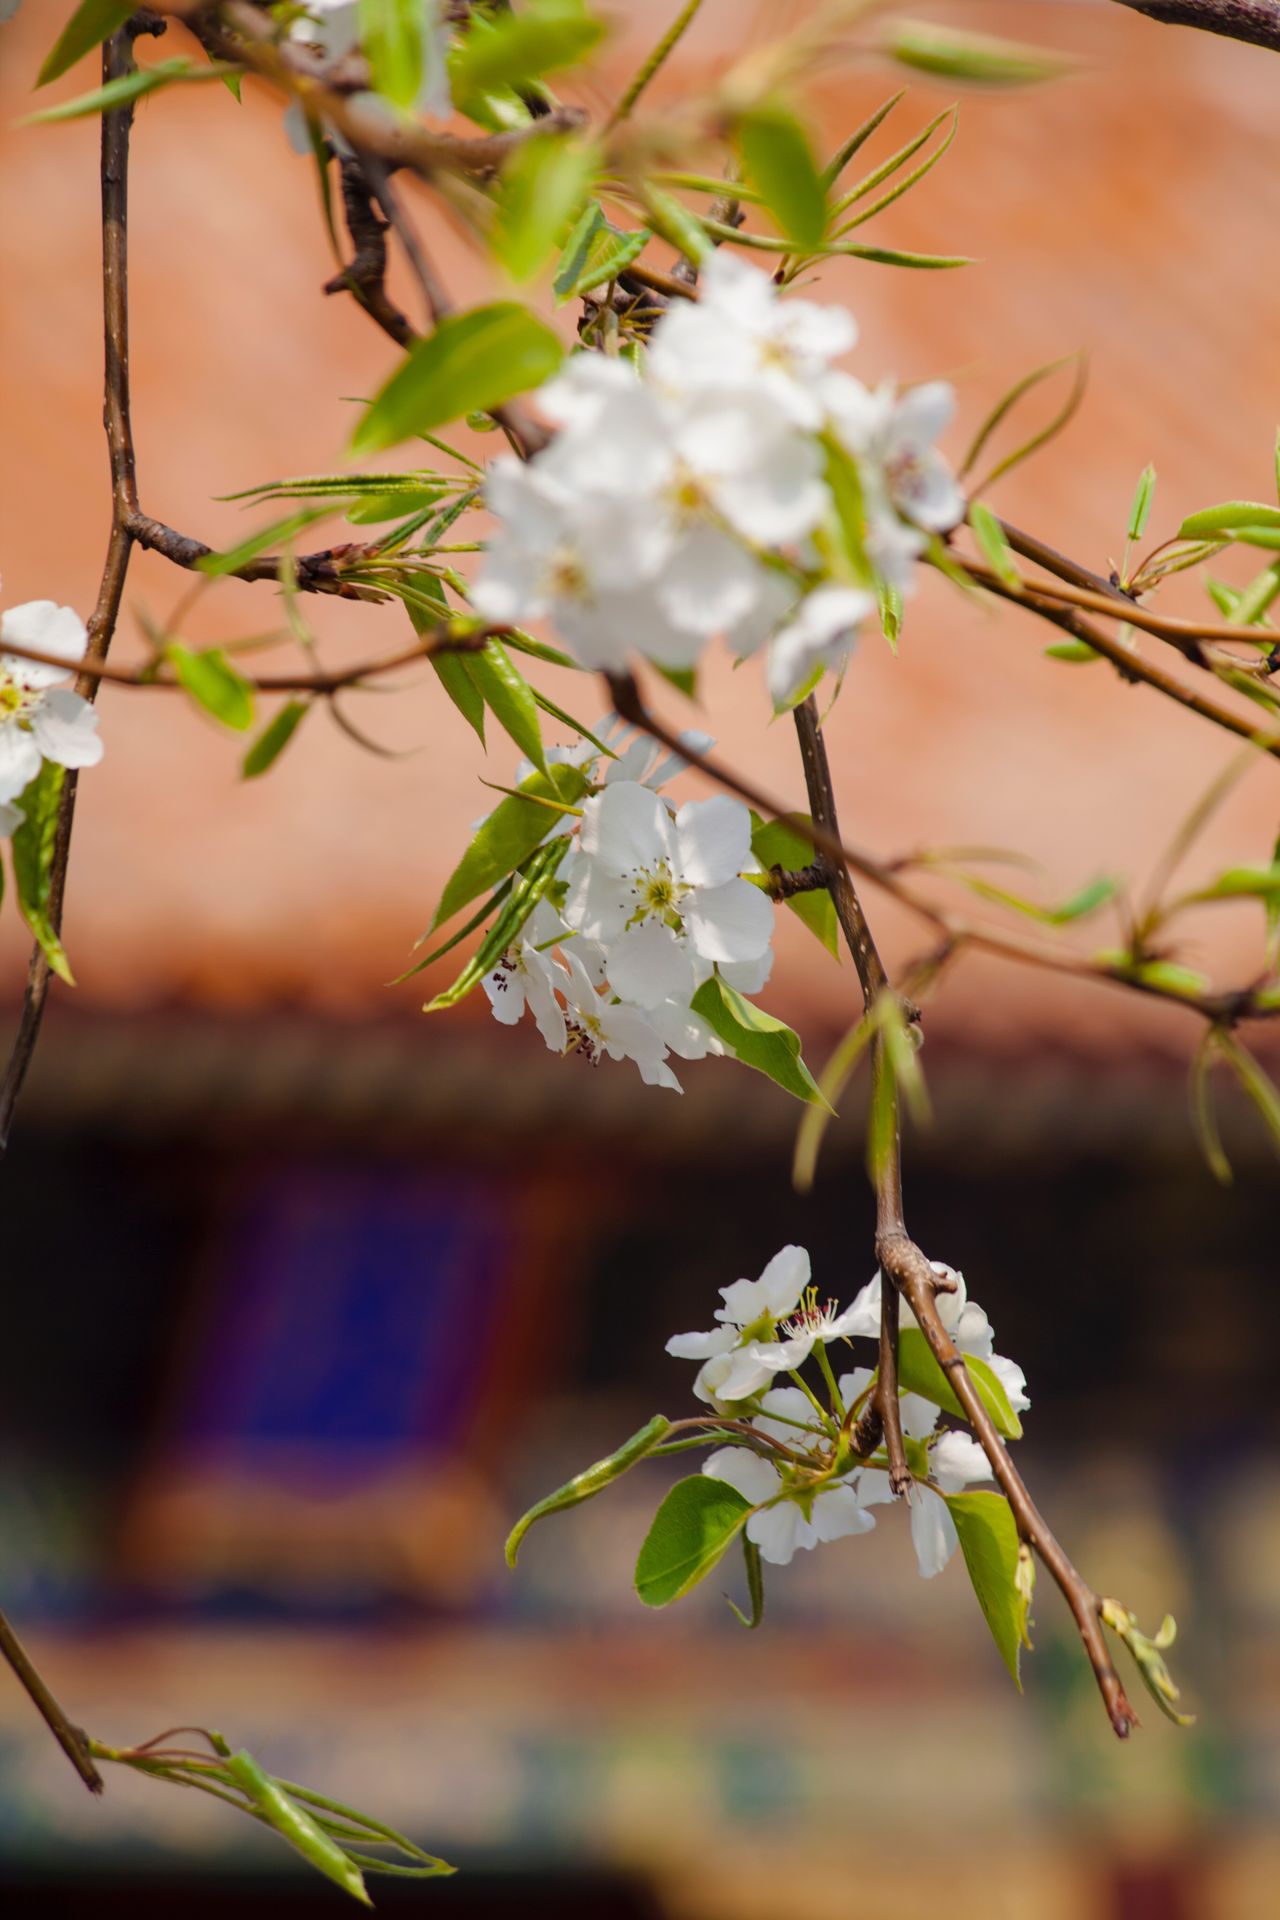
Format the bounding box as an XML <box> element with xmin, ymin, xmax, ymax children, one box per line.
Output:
<box><xmin>841</xmin><ymin>1262</ymin><xmax>1030</xmax><ymax>1414</ymax></box>
<box><xmin>557</xmin><ymin>947</ymin><xmax>682</xmax><ymax>1091</ymax></box>
<box><xmin>0</xmin><ymin>601</ymin><xmax>102</xmax><ymax>806</ymax></box>
<box><xmin>563</xmin><ymin>781</ymin><xmax>773</xmax><ymax>1009</ymax></box>
<box><xmin>765</xmin><ymin>583</ymin><xmax>875</xmax><ymax>708</ymax></box>
<box><xmin>481</xmin><ymin>900</ymin><xmax>569</xmax><ymax>1053</ymax></box>
<box><xmin>666</xmin><ymin>1245</ymin><xmax>866</xmax><ymax>1404</ymax></box>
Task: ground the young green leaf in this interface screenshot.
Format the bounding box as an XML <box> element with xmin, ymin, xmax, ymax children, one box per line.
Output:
<box><xmin>466</xmin><ymin>639</ymin><xmax>548</xmax><ymax>774</ymax></box>
<box><xmin>494</xmin><ymin>131</ymin><xmax>597</xmax><ymax>283</ymax></box>
<box><xmin>168</xmin><ymin>645</ymin><xmax>256</xmax><ymax>732</ymax></box>
<box><xmin>1101</xmin><ymin>1601</ymin><xmax>1194</xmax><ymax>1726</ymax></box>
<box><xmin>507</xmin><ymin>1415</ymin><xmax>672</xmax><ymax>1565</ymax></box>
<box><xmin>242</xmin><ymin>699</ymin><xmax>309</xmax><ymax>779</ymax></box>
<box><xmin>553</xmin><ymin>202</ymin><xmax>649</xmax><ymax>302</ymax></box>
<box><xmin>1043</xmin><ymin>639</ymin><xmax>1101</xmax><ymax>664</ymax></box>
<box><xmin>736</xmin><ymin>99</ymin><xmax>827</xmax><ymax>252</ymax></box>
<box><xmin>11</xmin><ymin>763</ymin><xmax>73</xmax><ymax>984</ymax></box>
<box><xmin>351</xmin><ymin>303</ymin><xmax>563</xmax><ymax>452</ymax></box>
<box><xmin>423</xmin><ymin>834</ymin><xmax>570</xmax><ymax>1010</ymax></box>
<box><xmin>1127</xmin><ymin>464</ymin><xmax>1157</xmax><ymax>543</ymax></box>
<box><xmin>1189</xmin><ymin>1029</ymin><xmax>1232</xmax><ymax>1186</ymax></box>
<box><xmin>38</xmin><ymin>0</ymin><xmax>135</xmax><ymax>86</ymax></box>
<box><xmin>884</xmin><ymin>18</ymin><xmax>1073</xmax><ymax>87</ymax></box>
<box><xmin>897</xmin><ymin>1327</ymin><xmax>1023</xmax><ymax>1440</ymax></box>
<box><xmin>224</xmin><ymin>1752</ymin><xmax>371</xmax><ymax>1908</ymax></box>
<box><xmin>25</xmin><ymin>57</ymin><xmax>235</xmax><ymax>123</ymax></box>
<box><xmin>749</xmin><ymin>814</ymin><xmax>839</xmax><ymax>957</ymax></box>
<box><xmin>690</xmin><ymin>975</ymin><xmax>832</xmax><ymax>1109</ymax></box>
<box><xmin>449</xmin><ymin>0</ymin><xmax>604</xmax><ymax>111</ymax></box>
<box><xmin>431</xmin><ymin>651</ymin><xmax>486</xmax><ymax>742</ymax></box>
<box><xmin>726</xmin><ymin>1535</ymin><xmax>765</xmax><ymax>1630</ymax></box>
<box><xmin>430</xmin><ymin>762</ymin><xmax>590</xmax><ymax>931</ymax></box>
<box><xmin>195</xmin><ymin>507</ymin><xmax>334</xmax><ymax>578</ymax></box>
<box><xmin>944</xmin><ymin>1491</ymin><xmax>1032</xmax><ymax>1685</ymax></box>
<box><xmin>359</xmin><ymin>0</ymin><xmax>425</xmax><ymax>112</ymax></box>
<box><xmin>634</xmin><ymin>1475</ymin><xmax>751</xmax><ymax>1608</ymax></box>
<box><xmin>969</xmin><ymin>502</ymin><xmax>1021</xmax><ymax>591</ymax></box>
<box><xmin>1177</xmin><ymin>501</ymin><xmax>1280</xmax><ymax>540</ymax></box>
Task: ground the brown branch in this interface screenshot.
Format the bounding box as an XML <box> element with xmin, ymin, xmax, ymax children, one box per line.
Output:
<box><xmin>0</xmin><ymin>24</ymin><xmax>152</xmax><ymax>1155</ymax></box>
<box><xmin>0</xmin><ymin>1610</ymin><xmax>101</xmax><ymax>1795</ymax></box>
<box><xmin>964</xmin><ymin>563</ymin><xmax>1280</xmax><ymax>759</ymax></box>
<box><xmin>881</xmin><ymin>1233</ymin><xmax>1139</xmax><ymax>1736</ymax></box>
<box><xmin>1109</xmin><ymin>0</ymin><xmax>1280</xmax><ymax>51</ymax></box>
<box><xmin>792</xmin><ymin>698</ymin><xmax>911</xmax><ymax>1492</ymax></box>
<box><xmin>323</xmin><ymin>154</ymin><xmax>415</xmax><ymax>348</ymax></box>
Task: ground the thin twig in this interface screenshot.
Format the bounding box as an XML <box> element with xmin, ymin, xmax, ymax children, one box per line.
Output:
<box><xmin>0</xmin><ymin>23</ymin><xmax>151</xmax><ymax>1152</ymax></box>
<box><xmin>0</xmin><ymin>1609</ymin><xmax>102</xmax><ymax>1794</ymax></box>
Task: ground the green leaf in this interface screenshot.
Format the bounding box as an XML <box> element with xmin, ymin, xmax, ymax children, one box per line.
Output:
<box><xmin>168</xmin><ymin>644</ymin><xmax>256</xmax><ymax>732</ymax></box>
<box><xmin>1190</xmin><ymin>1029</ymin><xmax>1232</xmax><ymax>1186</ymax></box>
<box><xmin>37</xmin><ymin>0</ymin><xmax>134</xmax><ymax>85</ymax></box>
<box><xmin>351</xmin><ymin>302</ymin><xmax>564</xmax><ymax>453</ymax></box>
<box><xmin>224</xmin><ymin>1752</ymin><xmax>371</xmax><ymax>1908</ymax></box>
<box><xmin>884</xmin><ymin>18</ymin><xmax>1073</xmax><ymax>86</ymax></box>
<box><xmin>691</xmin><ymin>975</ymin><xmax>831</xmax><ymax>1109</ymax></box>
<box><xmin>1229</xmin><ymin>560</ymin><xmax>1280</xmax><ymax>626</ymax></box>
<box><xmin>1101</xmin><ymin>1601</ymin><xmax>1194</xmax><ymax>1726</ymax></box>
<box><xmin>359</xmin><ymin>0</ymin><xmax>425</xmax><ymax>112</ymax></box>
<box><xmin>431</xmin><ymin>651</ymin><xmax>486</xmax><ymax>742</ymax></box>
<box><xmin>639</xmin><ymin>182</ymin><xmax>711</xmax><ymax>266</ymax></box>
<box><xmin>736</xmin><ymin>98</ymin><xmax>827</xmax><ymax>252</ymax></box>
<box><xmin>242</xmin><ymin>699</ymin><xmax>309</xmax><ymax>779</ymax></box>
<box><xmin>1127</xmin><ymin>464</ymin><xmax>1157</xmax><ymax>543</ymax></box>
<box><xmin>450</xmin><ymin>0</ymin><xmax>604</xmax><ymax>112</ymax></box>
<box><xmin>897</xmin><ymin>1327</ymin><xmax>1023</xmax><ymax>1441</ymax></box>
<box><xmin>466</xmin><ymin>638</ymin><xmax>547</xmax><ymax>773</ymax></box>
<box><xmin>634</xmin><ymin>1475</ymin><xmax>751</xmax><ymax>1608</ymax></box>
<box><xmin>1043</xmin><ymin>639</ymin><xmax>1100</xmax><ymax>663</ymax></box>
<box><xmin>195</xmin><ymin>507</ymin><xmax>333</xmax><ymax>578</ymax></box>
<box><xmin>726</xmin><ymin>1535</ymin><xmax>765</xmax><ymax>1629</ymax></box>
<box><xmin>553</xmin><ymin>201</ymin><xmax>649</xmax><ymax>302</ymax></box>
<box><xmin>822</xmin><ymin>90</ymin><xmax>907</xmax><ymax>189</ymax></box>
<box><xmin>423</xmin><ymin>834</ymin><xmax>570</xmax><ymax>1010</ymax></box>
<box><xmin>493</xmin><ymin>130</ymin><xmax>597</xmax><ymax>283</ymax></box>
<box><xmin>1184</xmin><ymin>863</ymin><xmax>1280</xmax><ymax>904</ymax></box>
<box><xmin>1177</xmin><ymin>501</ymin><xmax>1280</xmax><ymax>540</ymax></box>
<box><xmin>25</xmin><ymin>57</ymin><xmax>236</xmax><ymax>123</ymax></box>
<box><xmin>969</xmin><ymin>502</ymin><xmax>1021</xmax><ymax>591</ymax></box>
<box><xmin>1218</xmin><ymin>1031</ymin><xmax>1280</xmax><ymax>1157</ymax></box>
<box><xmin>749</xmin><ymin>814</ymin><xmax>839</xmax><ymax>957</ymax></box>
<box><xmin>506</xmin><ymin>1415</ymin><xmax>671</xmax><ymax>1565</ymax></box>
<box><xmin>944</xmin><ymin>1492</ymin><xmax>1032</xmax><ymax>1686</ymax></box>
<box><xmin>11</xmin><ymin>762</ymin><xmax>73</xmax><ymax>985</ymax></box>
<box><xmin>430</xmin><ymin>761</ymin><xmax>589</xmax><ymax>931</ymax></box>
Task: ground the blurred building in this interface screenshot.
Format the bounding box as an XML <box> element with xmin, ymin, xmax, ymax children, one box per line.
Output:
<box><xmin>0</xmin><ymin>3</ymin><xmax>1278</xmax><ymax>1917</ymax></box>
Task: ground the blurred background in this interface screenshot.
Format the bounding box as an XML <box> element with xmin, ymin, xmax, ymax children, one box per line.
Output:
<box><xmin>1</xmin><ymin>2</ymin><xmax>1279</xmax><ymax>1915</ymax></box>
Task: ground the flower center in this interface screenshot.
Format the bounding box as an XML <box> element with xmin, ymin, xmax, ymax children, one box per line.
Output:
<box><xmin>624</xmin><ymin>858</ymin><xmax>689</xmax><ymax>933</ymax></box>
<box><xmin>0</xmin><ymin>673</ymin><xmax>32</xmax><ymax>722</ymax></box>
<box><xmin>783</xmin><ymin>1286</ymin><xmax>842</xmax><ymax>1338</ymax></box>
<box><xmin>546</xmin><ymin>547</ymin><xmax>590</xmax><ymax>601</ymax></box>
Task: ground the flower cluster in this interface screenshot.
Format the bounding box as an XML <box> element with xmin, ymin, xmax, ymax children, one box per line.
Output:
<box><xmin>0</xmin><ymin>599</ymin><xmax>102</xmax><ymax>836</ymax></box>
<box><xmin>481</xmin><ymin>725</ymin><xmax>774</xmax><ymax>1091</ymax></box>
<box><xmin>475</xmin><ymin>255</ymin><xmax>964</xmax><ymax>706</ymax></box>
<box><xmin>667</xmin><ymin>1245</ymin><xmax>1028</xmax><ymax>1576</ymax></box>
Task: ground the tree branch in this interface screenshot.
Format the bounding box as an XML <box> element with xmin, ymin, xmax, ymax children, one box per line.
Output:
<box><xmin>0</xmin><ymin>23</ymin><xmax>152</xmax><ymax>1155</ymax></box>
<box><xmin>1110</xmin><ymin>0</ymin><xmax>1280</xmax><ymax>52</ymax></box>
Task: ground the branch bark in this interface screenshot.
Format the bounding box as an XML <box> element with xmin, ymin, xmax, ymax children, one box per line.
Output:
<box><xmin>1110</xmin><ymin>0</ymin><xmax>1280</xmax><ymax>51</ymax></box>
<box><xmin>0</xmin><ymin>24</ymin><xmax>151</xmax><ymax>1152</ymax></box>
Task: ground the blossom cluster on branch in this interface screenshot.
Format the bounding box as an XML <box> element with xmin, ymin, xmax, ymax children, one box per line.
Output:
<box><xmin>0</xmin><ymin>598</ymin><xmax>102</xmax><ymax>836</ymax></box>
<box><xmin>480</xmin><ymin>728</ymin><xmax>776</xmax><ymax>1090</ymax></box>
<box><xmin>475</xmin><ymin>256</ymin><xmax>965</xmax><ymax>705</ymax></box>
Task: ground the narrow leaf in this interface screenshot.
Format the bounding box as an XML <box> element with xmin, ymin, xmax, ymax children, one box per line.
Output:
<box><xmin>467</xmin><ymin>637</ymin><xmax>548</xmax><ymax>773</ymax></box>
<box><xmin>430</xmin><ymin>762</ymin><xmax>590</xmax><ymax>931</ymax></box>
<box><xmin>37</xmin><ymin>0</ymin><xmax>134</xmax><ymax>86</ymax></box>
<box><xmin>507</xmin><ymin>1415</ymin><xmax>672</xmax><ymax>1565</ymax></box>
<box><xmin>493</xmin><ymin>131</ymin><xmax>597</xmax><ymax>283</ymax></box>
<box><xmin>737</xmin><ymin>99</ymin><xmax>827</xmax><ymax>252</ymax></box>
<box><xmin>11</xmin><ymin>763</ymin><xmax>73</xmax><ymax>984</ymax></box>
<box><xmin>242</xmin><ymin>699</ymin><xmax>309</xmax><ymax>778</ymax></box>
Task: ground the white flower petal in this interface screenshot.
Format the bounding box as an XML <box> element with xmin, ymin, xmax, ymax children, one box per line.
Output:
<box><xmin>579</xmin><ymin>780</ymin><xmax>673</xmax><ymax>873</ymax></box>
<box><xmin>673</xmin><ymin>795</ymin><xmax>752</xmax><ymax>890</ymax></box>
<box><xmin>910</xmin><ymin>1487</ymin><xmax>959</xmax><ymax>1579</ymax></box>
<box><xmin>686</xmin><ymin>878</ymin><xmax>775</xmax><ymax>966</ymax></box>
<box><xmin>667</xmin><ymin>1327</ymin><xmax>735</xmax><ymax>1360</ymax></box>
<box><xmin>30</xmin><ymin>688</ymin><xmax>103</xmax><ymax>769</ymax></box>
<box><xmin>930</xmin><ymin>1430</ymin><xmax>992</xmax><ymax>1493</ymax></box>
<box><xmin>605</xmin><ymin>922</ymin><xmax>696</xmax><ymax>1010</ymax></box>
<box><xmin>703</xmin><ymin>1446</ymin><xmax>780</xmax><ymax>1507</ymax></box>
<box><xmin>0</xmin><ymin>723</ymin><xmax>42</xmax><ymax>803</ymax></box>
<box><xmin>809</xmin><ymin>1484</ymin><xmax>877</xmax><ymax>1543</ymax></box>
